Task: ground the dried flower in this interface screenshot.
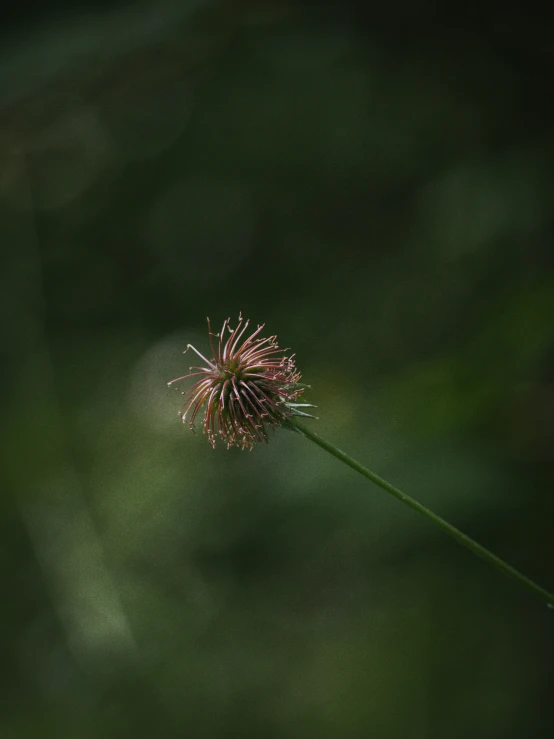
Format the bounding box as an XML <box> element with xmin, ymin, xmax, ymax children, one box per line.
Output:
<box><xmin>169</xmin><ymin>314</ymin><xmax>315</xmax><ymax>450</ymax></box>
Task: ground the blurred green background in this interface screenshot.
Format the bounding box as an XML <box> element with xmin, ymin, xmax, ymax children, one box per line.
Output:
<box><xmin>2</xmin><ymin>1</ymin><xmax>554</xmax><ymax>737</ymax></box>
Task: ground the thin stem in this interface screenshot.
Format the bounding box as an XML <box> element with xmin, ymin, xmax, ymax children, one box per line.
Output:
<box><xmin>289</xmin><ymin>418</ymin><xmax>554</xmax><ymax>608</ymax></box>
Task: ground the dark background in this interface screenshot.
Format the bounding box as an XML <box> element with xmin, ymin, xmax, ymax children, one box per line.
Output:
<box><xmin>2</xmin><ymin>1</ymin><xmax>554</xmax><ymax>737</ymax></box>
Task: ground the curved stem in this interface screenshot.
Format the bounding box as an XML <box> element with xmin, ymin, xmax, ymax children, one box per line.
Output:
<box><xmin>289</xmin><ymin>418</ymin><xmax>554</xmax><ymax>608</ymax></box>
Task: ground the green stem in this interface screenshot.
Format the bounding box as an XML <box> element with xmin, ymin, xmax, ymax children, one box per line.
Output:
<box><xmin>289</xmin><ymin>418</ymin><xmax>554</xmax><ymax>608</ymax></box>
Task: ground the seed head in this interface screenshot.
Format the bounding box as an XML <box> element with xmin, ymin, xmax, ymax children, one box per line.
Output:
<box><xmin>168</xmin><ymin>314</ymin><xmax>315</xmax><ymax>450</ymax></box>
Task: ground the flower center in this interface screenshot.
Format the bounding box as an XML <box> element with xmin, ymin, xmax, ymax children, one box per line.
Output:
<box><xmin>217</xmin><ymin>362</ymin><xmax>242</xmax><ymax>383</ymax></box>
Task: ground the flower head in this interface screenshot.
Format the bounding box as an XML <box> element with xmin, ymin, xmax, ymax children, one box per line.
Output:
<box><xmin>169</xmin><ymin>314</ymin><xmax>314</xmax><ymax>450</ymax></box>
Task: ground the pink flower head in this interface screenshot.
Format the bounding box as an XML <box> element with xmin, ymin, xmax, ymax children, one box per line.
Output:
<box><xmin>169</xmin><ymin>314</ymin><xmax>314</xmax><ymax>450</ymax></box>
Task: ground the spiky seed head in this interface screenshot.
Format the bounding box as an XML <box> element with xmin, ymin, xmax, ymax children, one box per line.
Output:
<box><xmin>168</xmin><ymin>314</ymin><xmax>313</xmax><ymax>450</ymax></box>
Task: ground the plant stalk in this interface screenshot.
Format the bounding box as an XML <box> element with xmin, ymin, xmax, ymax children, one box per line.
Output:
<box><xmin>289</xmin><ymin>418</ymin><xmax>554</xmax><ymax>608</ymax></box>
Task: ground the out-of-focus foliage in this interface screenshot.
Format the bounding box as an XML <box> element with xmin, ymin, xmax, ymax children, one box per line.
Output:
<box><xmin>1</xmin><ymin>1</ymin><xmax>553</xmax><ymax>737</ymax></box>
